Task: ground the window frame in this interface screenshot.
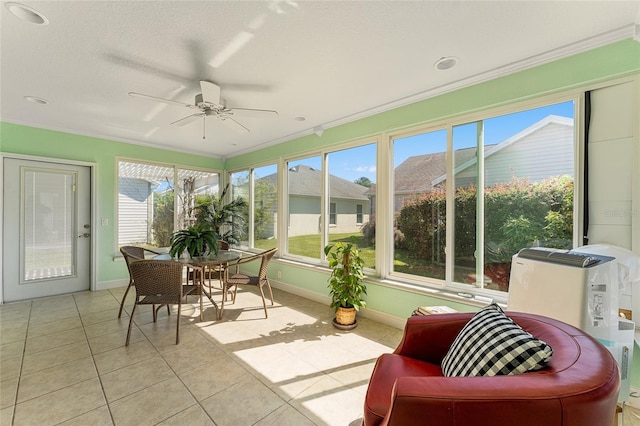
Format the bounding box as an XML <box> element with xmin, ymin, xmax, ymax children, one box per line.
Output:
<box><xmin>225</xmin><ymin>91</ymin><xmax>583</xmax><ymax>303</ymax></box>
<box><xmin>383</xmin><ymin>93</ymin><xmax>582</xmax><ymax>301</ymax></box>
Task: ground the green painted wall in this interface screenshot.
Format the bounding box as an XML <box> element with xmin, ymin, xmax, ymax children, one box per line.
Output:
<box><xmin>226</xmin><ymin>39</ymin><xmax>640</xmax><ymax>170</ymax></box>
<box><xmin>226</xmin><ymin>39</ymin><xmax>640</xmax><ymax>317</ymax></box>
<box><xmin>0</xmin><ymin>123</ymin><xmax>223</xmax><ymax>283</ymax></box>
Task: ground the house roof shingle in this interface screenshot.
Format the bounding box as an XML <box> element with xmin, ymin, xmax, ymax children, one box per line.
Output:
<box><xmin>261</xmin><ymin>165</ymin><xmax>370</xmax><ymax>200</ymax></box>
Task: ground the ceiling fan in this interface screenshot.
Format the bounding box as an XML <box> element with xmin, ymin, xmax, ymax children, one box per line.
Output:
<box><xmin>129</xmin><ymin>80</ymin><xmax>278</xmax><ymax>138</ymax></box>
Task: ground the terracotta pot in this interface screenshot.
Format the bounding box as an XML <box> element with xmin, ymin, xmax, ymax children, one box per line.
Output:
<box><xmin>335</xmin><ymin>306</ymin><xmax>357</xmax><ymax>326</ymax></box>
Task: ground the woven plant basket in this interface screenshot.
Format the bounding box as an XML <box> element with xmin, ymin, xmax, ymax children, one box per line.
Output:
<box><xmin>335</xmin><ymin>306</ymin><xmax>357</xmax><ymax>326</ymax></box>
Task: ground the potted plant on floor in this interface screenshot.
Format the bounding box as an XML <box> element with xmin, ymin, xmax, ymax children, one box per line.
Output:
<box><xmin>169</xmin><ymin>223</ymin><xmax>219</xmax><ymax>259</ymax></box>
<box><xmin>324</xmin><ymin>240</ymin><xmax>367</xmax><ymax>329</ymax></box>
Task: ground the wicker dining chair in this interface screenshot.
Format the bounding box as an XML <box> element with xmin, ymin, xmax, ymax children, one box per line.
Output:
<box><xmin>118</xmin><ymin>246</ymin><xmax>167</xmax><ymax>318</ymax></box>
<box><xmin>125</xmin><ymin>259</ymin><xmax>200</xmax><ymax>345</ymax></box>
<box><xmin>222</xmin><ymin>248</ymin><xmax>278</xmax><ymax>318</ymax></box>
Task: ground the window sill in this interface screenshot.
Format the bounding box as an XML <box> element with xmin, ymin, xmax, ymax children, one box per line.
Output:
<box><xmin>271</xmin><ymin>255</ymin><xmax>507</xmax><ymax>309</ymax></box>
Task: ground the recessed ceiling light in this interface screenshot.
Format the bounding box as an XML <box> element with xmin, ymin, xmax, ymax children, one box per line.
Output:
<box><xmin>24</xmin><ymin>96</ymin><xmax>49</xmax><ymax>104</ymax></box>
<box><xmin>5</xmin><ymin>2</ymin><xmax>49</xmax><ymax>25</ymax></box>
<box><xmin>434</xmin><ymin>56</ymin><xmax>458</xmax><ymax>71</ymax></box>
<box><xmin>294</xmin><ymin>116</ymin><xmax>306</xmax><ymax>122</ymax></box>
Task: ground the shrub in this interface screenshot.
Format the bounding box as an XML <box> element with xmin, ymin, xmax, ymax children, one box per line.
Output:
<box><xmin>396</xmin><ymin>176</ymin><xmax>573</xmax><ymax>264</ymax></box>
<box><xmin>361</xmin><ymin>215</ymin><xmax>376</xmax><ymax>244</ymax></box>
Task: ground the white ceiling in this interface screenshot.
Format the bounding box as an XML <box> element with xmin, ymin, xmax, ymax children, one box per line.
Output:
<box><xmin>2</xmin><ymin>1</ymin><xmax>639</xmax><ymax>159</ymax></box>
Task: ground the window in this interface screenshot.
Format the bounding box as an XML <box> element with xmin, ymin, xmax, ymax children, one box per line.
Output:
<box><xmin>117</xmin><ymin>160</ymin><xmax>219</xmax><ymax>248</ymax></box>
<box><xmin>327</xmin><ymin>143</ymin><xmax>376</xmax><ymax>268</ymax></box>
<box><xmin>283</xmin><ymin>142</ymin><xmax>377</xmax><ymax>264</ymax></box>
<box><xmin>230</xmin><ymin>98</ymin><xmax>576</xmax><ymax>299</ymax></box>
<box><xmin>230</xmin><ymin>170</ymin><xmax>249</xmax><ymax>247</ymax></box>
<box><xmin>391</xmin><ymin>100</ymin><xmax>575</xmax><ymax>293</ymax></box>
<box><xmin>230</xmin><ymin>164</ymin><xmax>278</xmax><ymax>250</ymax></box>
<box><xmin>254</xmin><ymin>164</ymin><xmax>278</xmax><ymax>249</ymax></box>
<box><xmin>393</xmin><ymin>129</ymin><xmax>448</xmax><ymax>280</ymax></box>
<box><xmin>329</xmin><ymin>203</ymin><xmax>337</xmax><ymax>225</ymax></box>
<box><xmin>287</xmin><ymin>156</ymin><xmax>322</xmax><ymax>259</ymax></box>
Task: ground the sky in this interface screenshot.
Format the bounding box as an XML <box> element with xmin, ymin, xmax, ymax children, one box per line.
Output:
<box><xmin>237</xmin><ymin>100</ymin><xmax>575</xmax><ymax>185</ymax></box>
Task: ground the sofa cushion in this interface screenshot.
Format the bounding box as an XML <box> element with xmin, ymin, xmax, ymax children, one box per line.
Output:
<box><xmin>441</xmin><ymin>303</ymin><xmax>552</xmax><ymax>376</ymax></box>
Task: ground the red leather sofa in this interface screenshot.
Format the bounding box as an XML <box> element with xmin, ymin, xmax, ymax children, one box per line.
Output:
<box><xmin>363</xmin><ymin>312</ymin><xmax>620</xmax><ymax>426</ymax></box>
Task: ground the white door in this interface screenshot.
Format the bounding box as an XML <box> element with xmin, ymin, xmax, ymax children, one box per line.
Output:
<box><xmin>3</xmin><ymin>158</ymin><xmax>91</xmax><ymax>302</ymax></box>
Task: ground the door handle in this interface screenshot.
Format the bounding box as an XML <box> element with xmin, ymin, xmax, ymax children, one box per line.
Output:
<box><xmin>78</xmin><ymin>233</ymin><xmax>91</xmax><ymax>238</ymax></box>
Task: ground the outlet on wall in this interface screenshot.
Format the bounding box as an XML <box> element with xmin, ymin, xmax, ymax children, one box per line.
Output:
<box><xmin>277</xmin><ymin>271</ymin><xmax>282</xmax><ymax>279</ymax></box>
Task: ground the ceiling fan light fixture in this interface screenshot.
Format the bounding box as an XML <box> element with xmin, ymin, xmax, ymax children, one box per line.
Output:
<box><xmin>5</xmin><ymin>2</ymin><xmax>49</xmax><ymax>25</ymax></box>
<box><xmin>434</xmin><ymin>56</ymin><xmax>458</xmax><ymax>71</ymax></box>
<box><xmin>24</xmin><ymin>96</ymin><xmax>49</xmax><ymax>104</ymax></box>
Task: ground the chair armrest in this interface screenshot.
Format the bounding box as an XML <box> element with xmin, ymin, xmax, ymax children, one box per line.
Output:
<box><xmin>228</xmin><ymin>252</ymin><xmax>262</xmax><ymax>273</ymax></box>
<box><xmin>393</xmin><ymin>314</ymin><xmax>472</xmax><ymax>363</ymax></box>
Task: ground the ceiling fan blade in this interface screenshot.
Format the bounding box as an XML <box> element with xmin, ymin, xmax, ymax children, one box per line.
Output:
<box><xmin>170</xmin><ymin>113</ymin><xmax>204</xmax><ymax>126</ymax></box>
<box><xmin>200</xmin><ymin>81</ymin><xmax>221</xmax><ymax>105</ymax></box>
<box><xmin>220</xmin><ymin>116</ymin><xmax>250</xmax><ymax>134</ymax></box>
<box><xmin>230</xmin><ymin>107</ymin><xmax>279</xmax><ymax>119</ymax></box>
<box><xmin>129</xmin><ymin>92</ymin><xmax>195</xmax><ymax>109</ymax></box>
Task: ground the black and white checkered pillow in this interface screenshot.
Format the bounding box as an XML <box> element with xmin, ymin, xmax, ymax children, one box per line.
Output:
<box><xmin>441</xmin><ymin>303</ymin><xmax>553</xmax><ymax>377</ymax></box>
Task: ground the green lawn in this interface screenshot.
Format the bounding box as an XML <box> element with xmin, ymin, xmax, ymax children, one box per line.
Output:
<box><xmin>255</xmin><ymin>232</ymin><xmax>445</xmax><ymax>278</ymax></box>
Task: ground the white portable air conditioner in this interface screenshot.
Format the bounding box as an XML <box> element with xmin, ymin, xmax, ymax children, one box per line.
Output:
<box><xmin>508</xmin><ymin>247</ymin><xmax>635</xmax><ymax>402</ymax></box>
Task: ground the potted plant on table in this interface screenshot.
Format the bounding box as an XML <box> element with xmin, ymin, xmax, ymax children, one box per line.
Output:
<box><xmin>193</xmin><ymin>183</ymin><xmax>248</xmax><ymax>246</ymax></box>
<box><xmin>169</xmin><ymin>223</ymin><xmax>219</xmax><ymax>259</ymax></box>
<box><xmin>324</xmin><ymin>240</ymin><xmax>367</xmax><ymax>329</ymax></box>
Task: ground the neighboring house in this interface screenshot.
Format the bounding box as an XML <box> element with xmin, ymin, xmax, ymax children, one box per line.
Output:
<box><xmin>369</xmin><ymin>115</ymin><xmax>574</xmax><ymax>213</ymax></box>
<box><xmin>438</xmin><ymin>115</ymin><xmax>574</xmax><ymax>188</ymax></box>
<box><xmin>118</xmin><ymin>177</ymin><xmax>153</xmax><ymax>245</ymax></box>
<box><xmin>260</xmin><ymin>165</ymin><xmax>371</xmax><ymax>237</ymax></box>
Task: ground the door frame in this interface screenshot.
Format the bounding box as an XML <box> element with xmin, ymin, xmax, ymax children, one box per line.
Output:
<box><xmin>1</xmin><ymin>153</ymin><xmax>97</xmax><ymax>304</ymax></box>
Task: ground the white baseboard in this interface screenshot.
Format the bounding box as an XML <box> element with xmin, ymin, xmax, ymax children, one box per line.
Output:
<box><xmin>95</xmin><ymin>279</ymin><xmax>127</xmax><ymax>291</ymax></box>
<box><xmin>271</xmin><ymin>280</ymin><xmax>406</xmax><ymax>330</ymax></box>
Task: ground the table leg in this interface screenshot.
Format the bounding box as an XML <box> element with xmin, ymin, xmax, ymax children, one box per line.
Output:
<box><xmin>218</xmin><ymin>267</ymin><xmax>228</xmax><ymax>320</ymax></box>
<box><xmin>201</xmin><ymin>265</ymin><xmax>219</xmax><ymax>318</ymax></box>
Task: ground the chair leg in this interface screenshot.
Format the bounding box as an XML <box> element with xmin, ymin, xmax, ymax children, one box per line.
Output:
<box><xmin>266</xmin><ymin>280</ymin><xmax>274</xmax><ymax>305</ymax></box>
<box><xmin>118</xmin><ymin>281</ymin><xmax>134</xmax><ymax>318</ymax></box>
<box><xmin>126</xmin><ymin>302</ymin><xmax>137</xmax><ymax>346</ymax></box>
<box><xmin>199</xmin><ymin>285</ymin><xmax>203</xmax><ymax>321</ymax></box>
<box><xmin>258</xmin><ymin>286</ymin><xmax>268</xmax><ymax>319</ymax></box>
<box><xmin>176</xmin><ymin>302</ymin><xmax>181</xmax><ymax>345</ymax></box>
<box><xmin>155</xmin><ymin>305</ymin><xmax>169</xmax><ymax>318</ymax></box>
<box><xmin>219</xmin><ymin>283</ymin><xmax>226</xmax><ymax>320</ymax></box>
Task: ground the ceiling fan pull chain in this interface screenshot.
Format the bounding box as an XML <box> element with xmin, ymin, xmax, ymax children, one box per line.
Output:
<box><xmin>202</xmin><ymin>116</ymin><xmax>206</xmax><ymax>139</ymax></box>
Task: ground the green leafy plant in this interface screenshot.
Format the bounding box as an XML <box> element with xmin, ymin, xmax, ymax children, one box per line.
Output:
<box><xmin>169</xmin><ymin>224</ymin><xmax>219</xmax><ymax>258</ymax></box>
<box><xmin>324</xmin><ymin>240</ymin><xmax>367</xmax><ymax>311</ymax></box>
<box><xmin>193</xmin><ymin>184</ymin><xmax>248</xmax><ymax>245</ymax></box>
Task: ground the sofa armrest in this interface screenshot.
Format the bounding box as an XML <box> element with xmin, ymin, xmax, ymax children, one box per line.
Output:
<box><xmin>393</xmin><ymin>314</ymin><xmax>471</xmax><ymax>363</ymax></box>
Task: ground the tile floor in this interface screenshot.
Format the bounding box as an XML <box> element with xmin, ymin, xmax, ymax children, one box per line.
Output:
<box><xmin>2</xmin><ymin>285</ymin><xmax>639</xmax><ymax>426</ymax></box>
<box><xmin>0</xmin><ymin>285</ymin><xmax>403</xmax><ymax>426</ymax></box>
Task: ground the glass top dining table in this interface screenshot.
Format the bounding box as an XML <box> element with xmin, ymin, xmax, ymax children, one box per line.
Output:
<box><xmin>175</xmin><ymin>250</ymin><xmax>241</xmax><ymax>320</ymax></box>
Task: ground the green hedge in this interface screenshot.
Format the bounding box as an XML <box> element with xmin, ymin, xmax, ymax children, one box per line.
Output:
<box><xmin>396</xmin><ymin>176</ymin><xmax>573</xmax><ymax>264</ymax></box>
